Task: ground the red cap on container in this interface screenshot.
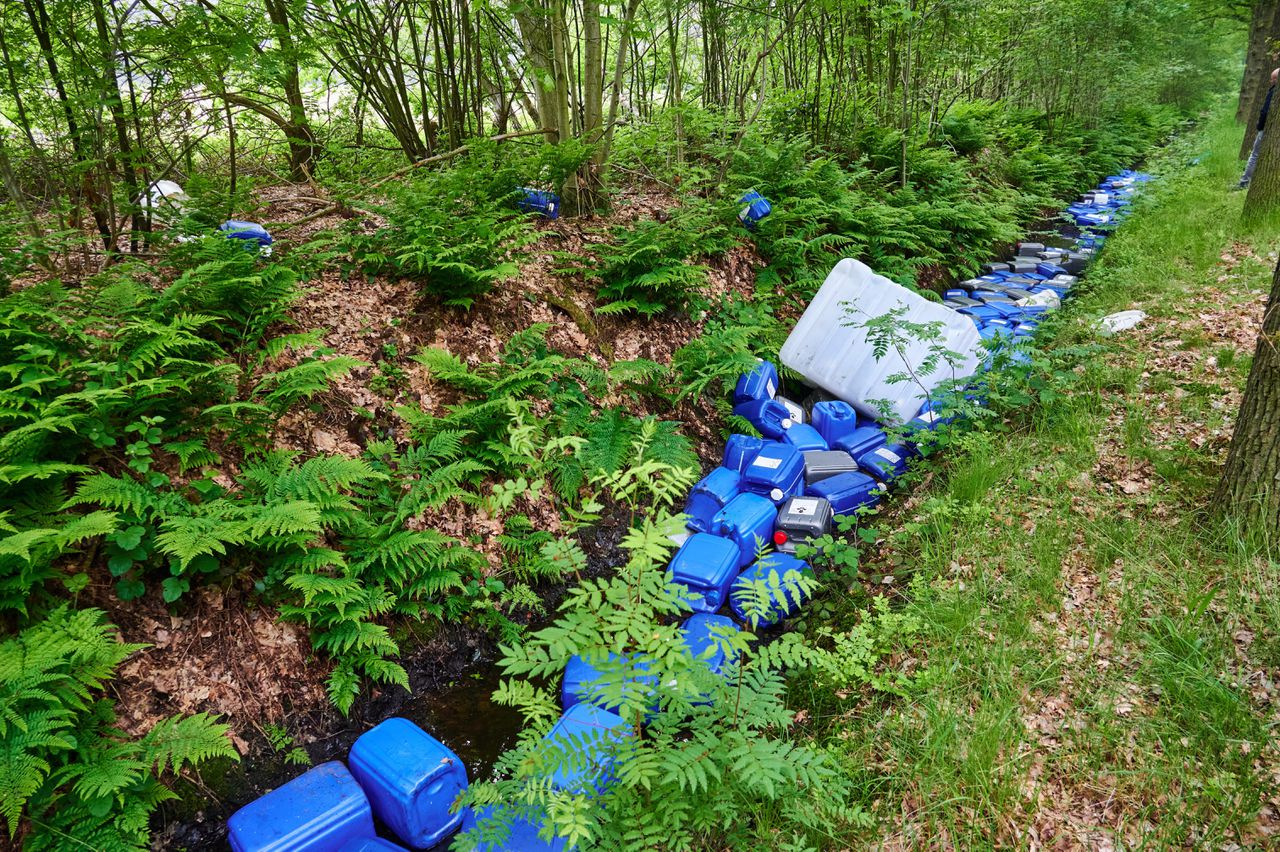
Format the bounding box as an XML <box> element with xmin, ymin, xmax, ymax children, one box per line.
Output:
<box><xmin>773</xmin><ymin>530</ymin><xmax>788</xmax><ymax>545</ymax></box>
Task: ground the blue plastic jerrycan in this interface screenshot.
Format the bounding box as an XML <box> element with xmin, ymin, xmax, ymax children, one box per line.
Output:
<box><xmin>729</xmin><ymin>552</ymin><xmax>812</xmax><ymax>628</ymax></box>
<box><xmin>667</xmin><ymin>532</ymin><xmax>743</xmax><ymax>613</ymax></box>
<box><xmin>733</xmin><ymin>360</ymin><xmax>780</xmax><ymax>405</ymax></box>
<box><xmin>722</xmin><ymin>434</ymin><xmax>766</xmax><ymax>473</ymax></box>
<box><xmin>220</xmin><ymin>220</ymin><xmax>273</xmax><ymax>251</ymax></box>
<box><xmin>740</xmin><ymin>442</ymin><xmax>805</xmax><ymax>504</ymax></box>
<box><xmin>227</xmin><ymin>761</ymin><xmax>375</xmax><ymax>852</ymax></box>
<box><xmin>517</xmin><ymin>188</ymin><xmax>560</xmax><ymax>219</ymax></box>
<box><xmin>732</xmin><ymin>398</ymin><xmax>791</xmax><ymax>439</ymax></box>
<box><xmin>737</xmin><ymin>190</ymin><xmax>772</xmax><ymax>229</ymax></box>
<box><xmin>561</xmin><ymin>653</ymin><xmax>656</xmax><ymax>713</ymax></box>
<box><xmin>712</xmin><ymin>492</ymin><xmax>778</xmax><ymax>568</ymax></box>
<box><xmin>543</xmin><ymin>703</ymin><xmax>631</xmax><ymax>794</ymax></box>
<box><xmin>347</xmin><ymin>718</ymin><xmax>468</xmax><ymax>850</ymax></box>
<box><xmin>684</xmin><ymin>466</ymin><xmax>742</xmax><ymax>533</ymax></box>
<box><xmin>809</xmin><ymin>400</ymin><xmax>860</xmax><ymax>446</ymax></box>
<box><xmin>460</xmin><ymin>804</ymin><xmax>566</xmax><ymax>851</ymax></box>
<box><xmin>781</xmin><ymin>422</ymin><xmax>827</xmax><ymax>452</ymax></box>
<box><xmin>806</xmin><ymin>470</ymin><xmax>883</xmax><ymax>516</ymax></box>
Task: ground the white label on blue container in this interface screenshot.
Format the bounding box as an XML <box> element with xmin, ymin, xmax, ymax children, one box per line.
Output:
<box><xmin>753</xmin><ymin>456</ymin><xmax>782</xmax><ymax>469</ymax></box>
<box><xmin>875</xmin><ymin>448</ymin><xmax>902</xmax><ymax>464</ymax></box>
<box><xmin>767</xmin><ymin>379</ymin><xmax>776</xmax><ymax>398</ymax></box>
<box><xmin>918</xmin><ymin>411</ymin><xmax>939</xmax><ymax>423</ymax></box>
<box><xmin>790</xmin><ymin>498</ymin><xmax>821</xmax><ymax>515</ymax></box>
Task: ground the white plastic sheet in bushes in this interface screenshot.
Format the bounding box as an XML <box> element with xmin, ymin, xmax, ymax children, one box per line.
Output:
<box><xmin>780</xmin><ymin>258</ymin><xmax>984</xmax><ymax>424</ymax></box>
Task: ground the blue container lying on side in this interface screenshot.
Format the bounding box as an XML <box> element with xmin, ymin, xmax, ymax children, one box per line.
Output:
<box><xmin>227</xmin><ymin>761</ymin><xmax>375</xmax><ymax>852</ymax></box>
<box><xmin>712</xmin><ymin>492</ymin><xmax>778</xmax><ymax>568</ymax></box>
<box><xmin>907</xmin><ymin>400</ymin><xmax>953</xmax><ymax>433</ymax></box>
<box><xmin>544</xmin><ymin>703</ymin><xmax>631</xmax><ymax>794</ymax></box>
<box><xmin>668</xmin><ymin>533</ymin><xmax>743</xmax><ymax>613</ymax></box>
<box><xmin>732</xmin><ymin>398</ymin><xmax>791</xmax><ymax>439</ymax></box>
<box><xmin>561</xmin><ymin>653</ymin><xmax>655</xmax><ymax>713</ymax></box>
<box><xmin>729</xmin><ymin>553</ymin><xmax>812</xmax><ymax>628</ymax></box>
<box><xmin>733</xmin><ymin>361</ymin><xmax>780</xmax><ymax>406</ymax></box>
<box><xmin>740</xmin><ymin>442</ymin><xmax>805</xmax><ymax>504</ymax></box>
<box><xmin>943</xmin><ymin>288</ymin><xmax>968</xmax><ymax>300</ymax></box>
<box><xmin>680</xmin><ymin>613</ymin><xmax>739</xmax><ymax>676</ymax></box>
<box><xmin>737</xmin><ymin>190</ymin><xmax>773</xmax><ymax>229</ymax></box>
<box><xmin>1036</xmin><ymin>262</ymin><xmax>1067</xmax><ymax>277</ymax></box>
<box><xmin>220</xmin><ymin>220</ymin><xmax>273</xmax><ymax>251</ymax></box>
<box><xmin>517</xmin><ymin>188</ymin><xmax>560</xmax><ymax>219</ymax></box>
<box><xmin>684</xmin><ymin>467</ymin><xmax>741</xmax><ymax>533</ymax></box>
<box><xmin>348</xmin><ymin>718</ymin><xmax>468</xmax><ymax>850</ymax></box>
<box><xmin>806</xmin><ymin>470</ymin><xmax>882</xmax><ymax>516</ymax></box>
<box><xmin>957</xmin><ymin>305</ymin><xmax>1005</xmax><ymax>324</ymax></box>
<box><xmin>781</xmin><ymin>422</ymin><xmax>828</xmax><ymax>452</ymax></box>
<box><xmin>855</xmin><ymin>443</ymin><xmax>916</xmax><ymax>483</ymax></box>
<box><xmin>460</xmin><ymin>805</ymin><xmax>566</xmax><ymax>852</ymax></box>
<box><xmin>343</xmin><ymin>839</ymin><xmax>408</xmax><ymax>851</ymax></box>
<box><xmin>809</xmin><ymin>400</ymin><xmax>860</xmax><ymax>446</ymax></box>
<box><xmin>833</xmin><ymin>424</ymin><xmax>887</xmax><ymax>459</ymax></box>
<box><xmin>722</xmin><ymin>434</ymin><xmax>765</xmax><ymax>473</ymax></box>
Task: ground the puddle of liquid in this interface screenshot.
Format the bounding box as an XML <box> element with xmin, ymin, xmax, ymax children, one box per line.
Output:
<box><xmin>396</xmin><ymin>665</ymin><xmax>527</xmax><ymax>782</ymax></box>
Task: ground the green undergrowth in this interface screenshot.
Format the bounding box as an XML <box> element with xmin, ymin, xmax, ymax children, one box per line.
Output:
<box><xmin>791</xmin><ymin>103</ymin><xmax>1280</xmax><ymax>845</ymax></box>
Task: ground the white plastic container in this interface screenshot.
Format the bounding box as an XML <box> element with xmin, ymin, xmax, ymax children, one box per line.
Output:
<box><xmin>779</xmin><ymin>259</ymin><xmax>983</xmax><ymax>424</ymax></box>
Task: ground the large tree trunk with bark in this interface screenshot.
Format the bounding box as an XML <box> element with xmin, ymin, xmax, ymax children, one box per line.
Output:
<box><xmin>1242</xmin><ymin>3</ymin><xmax>1280</xmax><ymax>158</ymax></box>
<box><xmin>1244</xmin><ymin>108</ymin><xmax>1280</xmax><ymax>218</ymax></box>
<box><xmin>1239</xmin><ymin>1</ymin><xmax>1279</xmax><ymax>125</ymax></box>
<box><xmin>1216</xmin><ymin>255</ymin><xmax>1280</xmax><ymax>532</ymax></box>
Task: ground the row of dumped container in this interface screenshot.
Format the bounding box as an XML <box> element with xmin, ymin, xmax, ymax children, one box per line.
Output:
<box><xmin>226</xmin><ymin>168</ymin><xmax>1151</xmax><ymax>851</ymax></box>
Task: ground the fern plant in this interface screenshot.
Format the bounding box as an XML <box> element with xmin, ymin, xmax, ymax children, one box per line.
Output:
<box><xmin>0</xmin><ymin>606</ymin><xmax>236</xmax><ymax>850</ymax></box>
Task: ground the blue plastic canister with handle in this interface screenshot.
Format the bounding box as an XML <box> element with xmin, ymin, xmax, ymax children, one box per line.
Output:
<box><xmin>781</xmin><ymin>422</ymin><xmax>828</xmax><ymax>452</ymax></box>
<box><xmin>722</xmin><ymin>434</ymin><xmax>765</xmax><ymax>473</ymax></box>
<box><xmin>737</xmin><ymin>191</ymin><xmax>773</xmax><ymax>229</ymax></box>
<box><xmin>740</xmin><ymin>442</ymin><xmax>805</xmax><ymax>504</ymax></box>
<box><xmin>729</xmin><ymin>553</ymin><xmax>811</xmax><ymax>628</ymax></box>
<box><xmin>809</xmin><ymin>400</ymin><xmax>860</xmax><ymax>446</ymax></box>
<box><xmin>806</xmin><ymin>470</ymin><xmax>883</xmax><ymax>516</ymax></box>
<box><xmin>684</xmin><ymin>466</ymin><xmax>742</xmax><ymax>532</ymax></box>
<box><xmin>227</xmin><ymin>762</ymin><xmax>375</xmax><ymax>852</ymax></box>
<box><xmin>711</xmin><ymin>492</ymin><xmax>778</xmax><ymax>568</ymax></box>
<box><xmin>733</xmin><ymin>361</ymin><xmax>780</xmax><ymax>405</ymax></box>
<box><xmin>667</xmin><ymin>533</ymin><xmax>743</xmax><ymax>613</ymax></box>
<box><xmin>732</xmin><ymin>398</ymin><xmax>791</xmax><ymax>439</ymax></box>
<box><xmin>517</xmin><ymin>188</ymin><xmax>560</xmax><ymax>219</ymax></box>
<box><xmin>347</xmin><ymin>718</ymin><xmax>468</xmax><ymax>850</ymax></box>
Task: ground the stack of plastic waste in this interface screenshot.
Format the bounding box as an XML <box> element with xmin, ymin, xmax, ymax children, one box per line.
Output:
<box><xmin>226</xmin><ymin>167</ymin><xmax>1154</xmax><ymax>852</ymax></box>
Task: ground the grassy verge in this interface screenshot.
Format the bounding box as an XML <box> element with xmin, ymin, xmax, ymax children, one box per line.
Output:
<box><xmin>803</xmin><ymin>103</ymin><xmax>1280</xmax><ymax>847</ymax></box>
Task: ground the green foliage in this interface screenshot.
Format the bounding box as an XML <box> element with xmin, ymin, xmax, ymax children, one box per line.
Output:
<box><xmin>457</xmin><ymin>512</ymin><xmax>933</xmax><ymax>850</ymax></box>
<box><xmin>344</xmin><ymin>157</ymin><xmax>540</xmax><ymax>308</ymax></box>
<box><xmin>576</xmin><ymin>201</ymin><xmax>735</xmax><ymax>315</ymax></box>
<box><xmin>0</xmin><ymin>606</ymin><xmax>235</xmax><ymax>849</ymax></box>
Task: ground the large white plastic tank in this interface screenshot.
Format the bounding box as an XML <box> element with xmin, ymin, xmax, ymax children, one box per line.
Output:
<box><xmin>779</xmin><ymin>258</ymin><xmax>983</xmax><ymax>424</ymax></box>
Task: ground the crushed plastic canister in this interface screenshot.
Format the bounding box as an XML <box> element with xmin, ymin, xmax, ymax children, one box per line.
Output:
<box><xmin>220</xmin><ymin>220</ymin><xmax>273</xmax><ymax>254</ymax></box>
<box><xmin>729</xmin><ymin>553</ymin><xmax>812</xmax><ymax>628</ymax></box>
<box><xmin>722</xmin><ymin>434</ymin><xmax>765</xmax><ymax>473</ymax></box>
<box><xmin>544</xmin><ymin>703</ymin><xmax>630</xmax><ymax>794</ymax></box>
<box><xmin>227</xmin><ymin>762</ymin><xmax>375</xmax><ymax>852</ymax></box>
<box><xmin>680</xmin><ymin>612</ymin><xmax>739</xmax><ymax>676</ymax></box>
<box><xmin>773</xmin><ymin>495</ymin><xmax>833</xmax><ymax>555</ymax></box>
<box><xmin>712</xmin><ymin>492</ymin><xmax>778</xmax><ymax>568</ymax></box>
<box><xmin>1007</xmin><ymin>259</ymin><xmax>1037</xmax><ymax>274</ymax></box>
<box><xmin>517</xmin><ymin>188</ymin><xmax>560</xmax><ymax>219</ymax></box>
<box><xmin>668</xmin><ymin>533</ymin><xmax>743</xmax><ymax>613</ymax></box>
<box><xmin>737</xmin><ymin>190</ymin><xmax>772</xmax><ymax>229</ymax></box>
<box><xmin>348</xmin><ymin>718</ymin><xmax>467</xmax><ymax>850</ymax></box>
<box><xmin>833</xmin><ymin>424</ymin><xmax>887</xmax><ymax>459</ymax></box>
<box><xmin>806</xmin><ymin>471</ymin><xmax>883</xmax><ymax>516</ymax></box>
<box><xmin>781</xmin><ymin>422</ymin><xmax>827</xmax><ymax>452</ymax></box>
<box><xmin>732</xmin><ymin>398</ymin><xmax>791</xmax><ymax>439</ymax></box>
<box><xmin>810</xmin><ymin>400</ymin><xmax>860</xmax><ymax>445</ymax></box>
<box><xmin>740</xmin><ymin>442</ymin><xmax>805</xmax><ymax>504</ymax></box>
<box><xmin>856</xmin><ymin>443</ymin><xmax>916</xmax><ymax>483</ymax></box>
<box><xmin>561</xmin><ymin>653</ymin><xmax>655</xmax><ymax>713</ymax></box>
<box><xmin>801</xmin><ymin>449</ymin><xmax>859</xmax><ymax>485</ymax></box>
<box><xmin>684</xmin><ymin>467</ymin><xmax>741</xmax><ymax>533</ymax></box>
<box><xmin>733</xmin><ymin>361</ymin><xmax>780</xmax><ymax>405</ymax></box>
<box><xmin>461</xmin><ymin>804</ymin><xmax>566</xmax><ymax>851</ymax></box>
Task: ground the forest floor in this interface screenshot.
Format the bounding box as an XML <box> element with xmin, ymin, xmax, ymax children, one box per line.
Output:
<box><xmin>804</xmin><ymin>109</ymin><xmax>1280</xmax><ymax>848</ymax></box>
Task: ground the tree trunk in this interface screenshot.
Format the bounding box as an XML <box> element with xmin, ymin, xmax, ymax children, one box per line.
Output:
<box><xmin>1244</xmin><ymin>107</ymin><xmax>1280</xmax><ymax>219</ymax></box>
<box><xmin>264</xmin><ymin>0</ymin><xmax>320</xmax><ymax>181</ymax></box>
<box><xmin>1240</xmin><ymin>0</ymin><xmax>1279</xmax><ymax>124</ymax></box>
<box><xmin>1215</xmin><ymin>254</ymin><xmax>1280</xmax><ymax>531</ymax></box>
<box><xmin>1242</xmin><ymin>4</ymin><xmax>1280</xmax><ymax>158</ymax></box>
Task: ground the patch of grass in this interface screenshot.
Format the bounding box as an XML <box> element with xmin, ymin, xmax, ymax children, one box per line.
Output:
<box><xmin>800</xmin><ymin>102</ymin><xmax>1280</xmax><ymax>846</ymax></box>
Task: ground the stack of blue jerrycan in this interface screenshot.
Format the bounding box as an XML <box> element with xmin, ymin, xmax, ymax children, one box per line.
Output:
<box><xmin>228</xmin><ymin>707</ymin><xmax>632</xmax><ymax>850</ymax></box>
